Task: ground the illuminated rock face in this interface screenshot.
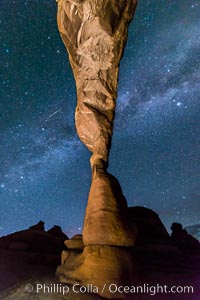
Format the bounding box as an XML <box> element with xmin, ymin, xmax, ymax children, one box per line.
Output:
<box><xmin>83</xmin><ymin>169</ymin><xmax>137</xmax><ymax>246</ymax></box>
<box><xmin>57</xmin><ymin>0</ymin><xmax>137</xmax><ymax>247</ymax></box>
<box><xmin>57</xmin><ymin>0</ymin><xmax>137</xmax><ymax>168</ymax></box>
<box><xmin>56</xmin><ymin>1</ymin><xmax>137</xmax><ymax>297</ymax></box>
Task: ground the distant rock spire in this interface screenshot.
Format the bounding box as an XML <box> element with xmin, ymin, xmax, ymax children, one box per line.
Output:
<box><xmin>29</xmin><ymin>220</ymin><xmax>45</xmax><ymax>231</ymax></box>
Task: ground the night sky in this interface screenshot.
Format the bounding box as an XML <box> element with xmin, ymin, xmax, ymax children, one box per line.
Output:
<box><xmin>0</xmin><ymin>0</ymin><xmax>200</xmax><ymax>237</ymax></box>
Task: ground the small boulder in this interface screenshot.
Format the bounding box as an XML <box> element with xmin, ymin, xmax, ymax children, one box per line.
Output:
<box><xmin>64</xmin><ymin>239</ymin><xmax>84</xmax><ymax>250</ymax></box>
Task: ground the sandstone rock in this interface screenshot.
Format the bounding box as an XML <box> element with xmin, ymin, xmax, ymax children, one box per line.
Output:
<box><xmin>0</xmin><ymin>223</ymin><xmax>67</xmax><ymax>254</ymax></box>
<box><xmin>64</xmin><ymin>234</ymin><xmax>84</xmax><ymax>251</ymax></box>
<box><xmin>28</xmin><ymin>253</ymin><xmax>61</xmax><ymax>266</ymax></box>
<box><xmin>127</xmin><ymin>206</ymin><xmax>171</xmax><ymax>245</ymax></box>
<box><xmin>83</xmin><ymin>171</ymin><xmax>137</xmax><ymax>246</ymax></box>
<box><xmin>171</xmin><ymin>223</ymin><xmax>200</xmax><ymax>253</ymax></box>
<box><xmin>64</xmin><ymin>239</ymin><xmax>84</xmax><ymax>250</ymax></box>
<box><xmin>8</xmin><ymin>241</ymin><xmax>29</xmax><ymax>251</ymax></box>
<box><xmin>128</xmin><ymin>207</ymin><xmax>186</xmax><ymax>269</ymax></box>
<box><xmin>0</xmin><ymin>223</ymin><xmax>69</xmax><ymax>293</ymax></box>
<box><xmin>57</xmin><ymin>0</ymin><xmax>137</xmax><ymax>168</ymax></box>
<box><xmin>64</xmin><ymin>234</ymin><xmax>84</xmax><ymax>250</ymax></box>
<box><xmin>71</xmin><ymin>234</ymin><xmax>82</xmax><ymax>240</ymax></box>
<box><xmin>29</xmin><ymin>220</ymin><xmax>45</xmax><ymax>231</ymax></box>
<box><xmin>1</xmin><ymin>220</ymin><xmax>200</xmax><ymax>299</ymax></box>
<box><xmin>56</xmin><ymin>2</ymin><xmax>138</xmax><ymax>297</ymax></box>
<box><xmin>57</xmin><ymin>0</ymin><xmax>137</xmax><ymax>248</ymax></box>
<box><xmin>185</xmin><ymin>224</ymin><xmax>200</xmax><ymax>241</ymax></box>
<box><xmin>61</xmin><ymin>250</ymin><xmax>71</xmax><ymax>265</ymax></box>
<box><xmin>0</xmin><ymin>237</ymin><xmax>11</xmax><ymax>249</ymax></box>
<box><xmin>57</xmin><ymin>245</ymin><xmax>135</xmax><ymax>299</ymax></box>
<box><xmin>30</xmin><ymin>233</ymin><xmax>66</xmax><ymax>254</ymax></box>
<box><xmin>48</xmin><ymin>225</ymin><xmax>68</xmax><ymax>239</ymax></box>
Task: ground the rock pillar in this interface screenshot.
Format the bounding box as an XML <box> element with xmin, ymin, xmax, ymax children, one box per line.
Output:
<box><xmin>56</xmin><ymin>0</ymin><xmax>137</xmax><ymax>298</ymax></box>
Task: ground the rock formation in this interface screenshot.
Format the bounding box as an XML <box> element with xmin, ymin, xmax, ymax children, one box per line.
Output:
<box><xmin>1</xmin><ymin>216</ymin><xmax>200</xmax><ymax>299</ymax></box>
<box><xmin>29</xmin><ymin>220</ymin><xmax>45</xmax><ymax>231</ymax></box>
<box><xmin>56</xmin><ymin>0</ymin><xmax>137</xmax><ymax>298</ymax></box>
<box><xmin>185</xmin><ymin>224</ymin><xmax>200</xmax><ymax>241</ymax></box>
<box><xmin>0</xmin><ymin>222</ymin><xmax>68</xmax><ymax>254</ymax></box>
<box><xmin>171</xmin><ymin>223</ymin><xmax>200</xmax><ymax>253</ymax></box>
<box><xmin>57</xmin><ymin>0</ymin><xmax>137</xmax><ymax>169</ymax></box>
<box><xmin>0</xmin><ymin>222</ymin><xmax>68</xmax><ymax>292</ymax></box>
<box><xmin>127</xmin><ymin>207</ymin><xmax>171</xmax><ymax>245</ymax></box>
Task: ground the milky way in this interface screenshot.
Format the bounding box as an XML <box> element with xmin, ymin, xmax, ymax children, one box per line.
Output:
<box><xmin>0</xmin><ymin>0</ymin><xmax>200</xmax><ymax>237</ymax></box>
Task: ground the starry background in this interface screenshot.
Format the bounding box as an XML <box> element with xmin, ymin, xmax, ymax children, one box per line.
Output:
<box><xmin>0</xmin><ymin>0</ymin><xmax>200</xmax><ymax>237</ymax></box>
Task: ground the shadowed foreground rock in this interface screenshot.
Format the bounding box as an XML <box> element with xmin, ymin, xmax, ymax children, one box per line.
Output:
<box><xmin>1</xmin><ymin>213</ymin><xmax>200</xmax><ymax>300</ymax></box>
<box><xmin>0</xmin><ymin>222</ymin><xmax>68</xmax><ymax>292</ymax></box>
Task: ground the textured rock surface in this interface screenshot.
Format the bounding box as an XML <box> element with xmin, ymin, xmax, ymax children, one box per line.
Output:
<box><xmin>57</xmin><ymin>0</ymin><xmax>137</xmax><ymax>247</ymax></box>
<box><xmin>56</xmin><ymin>1</ymin><xmax>137</xmax><ymax>297</ymax></box>
<box><xmin>83</xmin><ymin>170</ymin><xmax>137</xmax><ymax>246</ymax></box>
<box><xmin>57</xmin><ymin>0</ymin><xmax>137</xmax><ymax>167</ymax></box>
<box><xmin>64</xmin><ymin>237</ymin><xmax>84</xmax><ymax>249</ymax></box>
<box><xmin>1</xmin><ymin>218</ymin><xmax>200</xmax><ymax>299</ymax></box>
<box><xmin>57</xmin><ymin>245</ymin><xmax>135</xmax><ymax>299</ymax></box>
